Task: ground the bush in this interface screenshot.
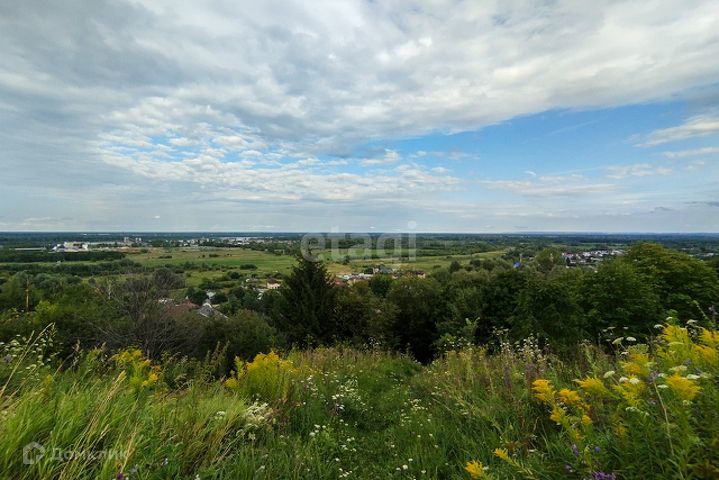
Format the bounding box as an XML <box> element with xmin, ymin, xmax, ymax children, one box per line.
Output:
<box><xmin>197</xmin><ymin>310</ymin><xmax>276</xmax><ymax>368</ymax></box>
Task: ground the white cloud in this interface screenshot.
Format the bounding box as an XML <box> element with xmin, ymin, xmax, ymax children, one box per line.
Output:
<box><xmin>2</xmin><ymin>0</ymin><xmax>719</xmax><ymax>230</ymax></box>
<box><xmin>359</xmin><ymin>150</ymin><xmax>401</xmax><ymax>167</ymax></box>
<box><xmin>663</xmin><ymin>146</ymin><xmax>719</xmax><ymax>158</ymax></box>
<box><xmin>482</xmin><ymin>174</ymin><xmax>616</xmax><ymax>197</ymax></box>
<box><xmin>606</xmin><ymin>163</ymin><xmax>673</xmax><ymax>179</ymax></box>
<box><xmin>640</xmin><ymin>115</ymin><xmax>719</xmax><ymax>146</ymax></box>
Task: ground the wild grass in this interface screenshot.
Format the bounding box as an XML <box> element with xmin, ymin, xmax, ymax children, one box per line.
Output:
<box><xmin>1</xmin><ymin>320</ymin><xmax>717</xmax><ymax>479</ymax></box>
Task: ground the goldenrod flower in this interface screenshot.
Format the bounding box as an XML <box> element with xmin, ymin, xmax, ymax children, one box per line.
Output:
<box><xmin>621</xmin><ymin>351</ymin><xmax>651</xmax><ymax>377</ymax></box>
<box><xmin>575</xmin><ymin>377</ymin><xmax>609</xmax><ymax>396</ymax></box>
<box><xmin>493</xmin><ymin>448</ymin><xmax>510</xmax><ymax>462</ymax></box>
<box><xmin>581</xmin><ymin>414</ymin><xmax>592</xmax><ymax>426</ymax></box>
<box><xmin>550</xmin><ymin>405</ymin><xmax>566</xmax><ymax>424</ymax></box>
<box><xmin>532</xmin><ymin>379</ymin><xmax>555</xmax><ymax>402</ymax></box>
<box><xmin>699</xmin><ymin>328</ymin><xmax>719</xmax><ymax>349</ymax></box>
<box><xmin>465</xmin><ymin>460</ymin><xmax>486</xmax><ymax>479</ymax></box>
<box><xmin>558</xmin><ymin>388</ymin><xmax>585</xmax><ymax>408</ymax></box>
<box><xmin>693</xmin><ymin>344</ymin><xmax>718</xmax><ymax>365</ymax></box>
<box><xmin>665</xmin><ymin>373</ymin><xmax>701</xmax><ymax>401</ymax></box>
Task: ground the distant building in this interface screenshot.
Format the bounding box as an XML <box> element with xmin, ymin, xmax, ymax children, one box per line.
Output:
<box><xmin>197</xmin><ymin>300</ymin><xmax>227</xmax><ymax>319</ymax></box>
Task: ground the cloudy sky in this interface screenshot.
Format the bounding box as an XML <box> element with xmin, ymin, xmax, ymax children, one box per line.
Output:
<box><xmin>1</xmin><ymin>0</ymin><xmax>719</xmax><ymax>232</ymax></box>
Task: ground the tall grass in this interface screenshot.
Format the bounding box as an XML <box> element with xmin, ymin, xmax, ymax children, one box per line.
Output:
<box><xmin>1</xmin><ymin>320</ymin><xmax>717</xmax><ymax>479</ymax></box>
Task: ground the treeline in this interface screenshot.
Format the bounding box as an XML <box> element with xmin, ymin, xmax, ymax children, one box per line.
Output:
<box><xmin>0</xmin><ymin>243</ymin><xmax>717</xmax><ymax>368</ymax></box>
<box><xmin>267</xmin><ymin>242</ymin><xmax>718</xmax><ymax>362</ymax></box>
<box><xmin>0</xmin><ymin>250</ymin><xmax>125</xmax><ymax>263</ymax></box>
<box><xmin>0</xmin><ymin>259</ymin><xmax>142</xmax><ymax>276</ymax></box>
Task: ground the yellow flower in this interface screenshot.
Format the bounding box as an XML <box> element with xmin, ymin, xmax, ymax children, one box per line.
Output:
<box><xmin>621</xmin><ymin>351</ymin><xmax>651</xmax><ymax>377</ymax></box>
<box><xmin>531</xmin><ymin>379</ymin><xmax>555</xmax><ymax>403</ymax></box>
<box><xmin>558</xmin><ymin>388</ymin><xmax>585</xmax><ymax>407</ymax></box>
<box><xmin>662</xmin><ymin>325</ymin><xmax>690</xmax><ymax>345</ymax></box>
<box><xmin>665</xmin><ymin>373</ymin><xmax>701</xmax><ymax>401</ymax></box>
<box><xmin>493</xmin><ymin>448</ymin><xmax>510</xmax><ymax>462</ymax></box>
<box><xmin>574</xmin><ymin>377</ymin><xmax>609</xmax><ymax>396</ymax></box>
<box><xmin>613</xmin><ymin>377</ymin><xmax>644</xmax><ymax>407</ymax></box>
<box><xmin>699</xmin><ymin>328</ymin><xmax>719</xmax><ymax>349</ymax></box>
<box><xmin>693</xmin><ymin>344</ymin><xmax>718</xmax><ymax>365</ymax></box>
<box><xmin>465</xmin><ymin>460</ymin><xmax>486</xmax><ymax>479</ymax></box>
<box><xmin>224</xmin><ymin>376</ymin><xmax>239</xmax><ymax>389</ymax></box>
<box><xmin>549</xmin><ymin>405</ymin><xmax>566</xmax><ymax>424</ymax></box>
<box><xmin>581</xmin><ymin>414</ymin><xmax>592</xmax><ymax>426</ymax></box>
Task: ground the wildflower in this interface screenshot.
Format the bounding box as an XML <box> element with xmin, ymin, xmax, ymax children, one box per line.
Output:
<box><xmin>661</xmin><ymin>325</ymin><xmax>690</xmax><ymax>346</ymax></box>
<box><xmin>571</xmin><ymin>444</ymin><xmax>580</xmax><ymax>456</ymax></box>
<box><xmin>575</xmin><ymin>377</ymin><xmax>609</xmax><ymax>396</ymax></box>
<box><xmin>700</xmin><ymin>329</ymin><xmax>719</xmax><ymax>349</ymax></box>
<box><xmin>531</xmin><ymin>379</ymin><xmax>555</xmax><ymax>402</ymax></box>
<box><xmin>693</xmin><ymin>345</ymin><xmax>718</xmax><ymax>365</ymax></box>
<box><xmin>591</xmin><ymin>472</ymin><xmax>617</xmax><ymax>480</ymax></box>
<box><xmin>558</xmin><ymin>388</ymin><xmax>583</xmax><ymax>406</ymax></box>
<box><xmin>665</xmin><ymin>373</ymin><xmax>701</xmax><ymax>401</ymax></box>
<box><xmin>224</xmin><ymin>377</ymin><xmax>239</xmax><ymax>389</ymax></box>
<box><xmin>550</xmin><ymin>406</ymin><xmax>566</xmax><ymax>424</ymax></box>
<box><xmin>464</xmin><ymin>460</ymin><xmax>486</xmax><ymax>479</ymax></box>
<box><xmin>603</xmin><ymin>370</ymin><xmax>615</xmax><ymax>378</ymax></box>
<box><xmin>581</xmin><ymin>414</ymin><xmax>592</xmax><ymax>425</ymax></box>
<box><xmin>493</xmin><ymin>448</ymin><xmax>510</xmax><ymax>462</ymax></box>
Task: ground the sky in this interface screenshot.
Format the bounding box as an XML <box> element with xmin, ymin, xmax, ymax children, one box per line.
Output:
<box><xmin>1</xmin><ymin>0</ymin><xmax>719</xmax><ymax>233</ymax></box>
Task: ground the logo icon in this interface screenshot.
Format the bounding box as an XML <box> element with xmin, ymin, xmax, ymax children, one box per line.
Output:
<box><xmin>23</xmin><ymin>442</ymin><xmax>45</xmax><ymax>465</ymax></box>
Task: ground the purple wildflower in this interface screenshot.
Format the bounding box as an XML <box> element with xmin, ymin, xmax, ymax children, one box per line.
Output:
<box><xmin>571</xmin><ymin>444</ymin><xmax>580</xmax><ymax>456</ymax></box>
<box><xmin>591</xmin><ymin>471</ymin><xmax>617</xmax><ymax>480</ymax></box>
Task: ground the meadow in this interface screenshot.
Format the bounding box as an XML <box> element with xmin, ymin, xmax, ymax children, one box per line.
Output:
<box><xmin>124</xmin><ymin>247</ymin><xmax>508</xmax><ymax>286</ymax></box>
<box><xmin>1</xmin><ymin>319</ymin><xmax>717</xmax><ymax>479</ymax></box>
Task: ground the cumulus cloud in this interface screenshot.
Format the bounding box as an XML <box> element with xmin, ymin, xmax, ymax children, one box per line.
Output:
<box><xmin>2</xmin><ymin>0</ymin><xmax>719</xmax><ymax>230</ymax></box>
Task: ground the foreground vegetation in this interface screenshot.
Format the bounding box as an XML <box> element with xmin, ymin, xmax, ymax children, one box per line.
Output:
<box><xmin>1</xmin><ymin>319</ymin><xmax>717</xmax><ymax>479</ymax></box>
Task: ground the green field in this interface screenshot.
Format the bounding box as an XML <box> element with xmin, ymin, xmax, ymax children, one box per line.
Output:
<box><xmin>127</xmin><ymin>247</ymin><xmax>509</xmax><ymax>279</ymax></box>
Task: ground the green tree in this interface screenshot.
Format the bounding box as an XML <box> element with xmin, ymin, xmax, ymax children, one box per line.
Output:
<box><xmin>197</xmin><ymin>309</ymin><xmax>276</xmax><ymax>366</ymax></box>
<box><xmin>276</xmin><ymin>256</ymin><xmax>336</xmax><ymax>345</ymax></box>
<box><xmin>334</xmin><ymin>282</ymin><xmax>398</xmax><ymax>345</ymax></box>
<box><xmin>581</xmin><ymin>260</ymin><xmax>662</xmax><ymax>339</ymax></box>
<box><xmin>511</xmin><ymin>272</ymin><xmax>584</xmax><ymax>351</ymax></box>
<box><xmin>448</xmin><ymin>260</ymin><xmax>462</xmax><ymax>273</ymax></box>
<box><xmin>476</xmin><ymin>269</ymin><xmax>528</xmax><ymax>341</ymax></box>
<box><xmin>625</xmin><ymin>243</ymin><xmax>719</xmax><ymax>320</ymax></box>
<box><xmin>387</xmin><ymin>277</ymin><xmax>441</xmax><ymax>362</ymax></box>
<box><xmin>0</xmin><ymin>272</ymin><xmax>37</xmax><ymax>311</ymax></box>
<box><xmin>368</xmin><ymin>274</ymin><xmax>393</xmax><ymax>297</ymax></box>
<box><xmin>533</xmin><ymin>247</ymin><xmax>565</xmax><ymax>274</ymax></box>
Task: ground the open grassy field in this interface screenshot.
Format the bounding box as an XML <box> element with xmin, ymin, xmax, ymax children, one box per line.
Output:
<box><xmin>128</xmin><ymin>248</ymin><xmax>297</xmax><ymax>271</ymax></box>
<box><xmin>126</xmin><ymin>247</ymin><xmax>509</xmax><ymax>279</ymax></box>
